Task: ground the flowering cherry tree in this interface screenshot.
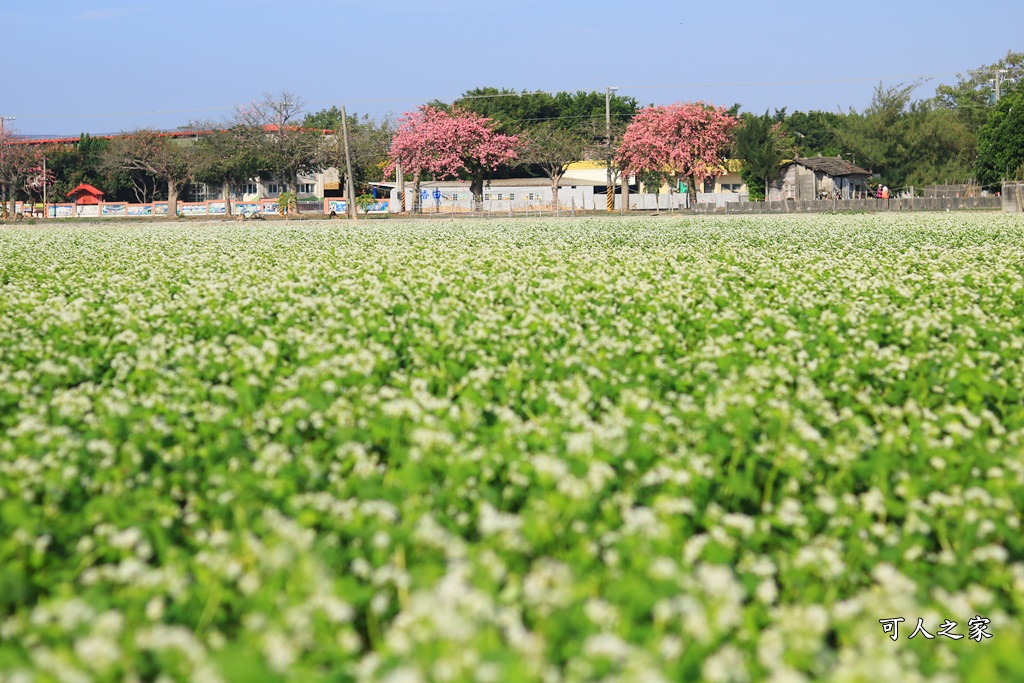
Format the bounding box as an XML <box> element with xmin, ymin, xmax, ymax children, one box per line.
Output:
<box><xmin>616</xmin><ymin>102</ymin><xmax>738</xmax><ymax>201</ymax></box>
<box><xmin>387</xmin><ymin>105</ymin><xmax>518</xmax><ymax>211</ymax></box>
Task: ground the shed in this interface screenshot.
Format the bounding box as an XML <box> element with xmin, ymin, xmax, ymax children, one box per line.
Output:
<box><xmin>770</xmin><ymin>156</ymin><xmax>871</xmax><ymax>200</ymax></box>
<box><xmin>67</xmin><ymin>183</ymin><xmax>105</xmax><ymax>205</ymax></box>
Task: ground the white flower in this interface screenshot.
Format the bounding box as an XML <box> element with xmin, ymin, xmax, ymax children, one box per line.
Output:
<box><xmin>755</xmin><ymin>579</ymin><xmax>778</xmax><ymax>605</ymax></box>
<box><xmin>74</xmin><ymin>634</ymin><xmax>121</xmax><ymax>670</ymax></box>
<box><xmin>582</xmin><ymin>632</ymin><xmax>631</xmax><ymax>662</ymax></box>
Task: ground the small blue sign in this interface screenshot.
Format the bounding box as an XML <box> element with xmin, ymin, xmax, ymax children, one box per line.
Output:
<box><xmin>421</xmin><ymin>190</ymin><xmax>430</xmax><ymax>201</ymax></box>
<box><xmin>432</xmin><ymin>189</ymin><xmax>441</xmax><ymax>200</ymax></box>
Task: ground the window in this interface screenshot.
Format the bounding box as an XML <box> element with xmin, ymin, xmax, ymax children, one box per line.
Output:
<box><xmin>484</xmin><ymin>194</ymin><xmax>491</xmax><ymax>200</ymax></box>
<box><xmin>268</xmin><ymin>183</ymin><xmax>280</xmax><ymax>194</ymax></box>
<box><xmin>187</xmin><ymin>183</ymin><xmax>212</xmax><ymax>203</ymax></box>
<box><xmin>298</xmin><ymin>183</ymin><xmax>315</xmax><ymax>195</ymax></box>
<box><xmin>241</xmin><ymin>183</ymin><xmax>258</xmax><ymax>196</ymax></box>
<box><xmin>496</xmin><ymin>193</ymin><xmax>503</xmax><ymax>200</ymax></box>
<box><xmin>508</xmin><ymin>193</ymin><xmax>515</xmax><ymax>201</ymax></box>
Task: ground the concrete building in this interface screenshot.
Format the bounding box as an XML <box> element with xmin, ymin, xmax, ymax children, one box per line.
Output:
<box><xmin>382</xmin><ymin>177</ymin><xmax>610</xmax><ymax>213</ymax></box>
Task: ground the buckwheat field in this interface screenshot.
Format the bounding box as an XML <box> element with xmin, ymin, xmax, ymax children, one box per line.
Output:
<box><xmin>2</xmin><ymin>214</ymin><xmax>1023</xmax><ymax>683</ymax></box>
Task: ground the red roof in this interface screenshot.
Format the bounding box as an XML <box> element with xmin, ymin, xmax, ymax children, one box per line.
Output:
<box><xmin>67</xmin><ymin>184</ymin><xmax>105</xmax><ymax>203</ymax></box>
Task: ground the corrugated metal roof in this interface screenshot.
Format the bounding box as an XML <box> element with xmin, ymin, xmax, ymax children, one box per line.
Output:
<box><xmin>790</xmin><ymin>156</ymin><xmax>870</xmax><ymax>176</ymax></box>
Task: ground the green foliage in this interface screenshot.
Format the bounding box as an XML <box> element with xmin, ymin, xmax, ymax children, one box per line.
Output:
<box><xmin>1</xmin><ymin>216</ymin><xmax>1023</xmax><ymax>680</ymax></box>
<box><xmin>734</xmin><ymin>112</ymin><xmax>792</xmax><ymax>200</ymax></box>
<box><xmin>301</xmin><ymin>106</ymin><xmax>348</xmax><ymax>131</ymax></box>
<box><xmin>192</xmin><ymin>127</ymin><xmax>264</xmax><ymax>197</ymax></box>
<box><xmin>450</xmin><ymin>87</ymin><xmax>639</xmax><ymax>134</ymax></box>
<box><xmin>976</xmin><ymin>82</ymin><xmax>1024</xmax><ymax>187</ymax></box>
<box><xmin>304</xmin><ymin>108</ymin><xmax>392</xmax><ymax>193</ymax></box>
<box><xmin>833</xmin><ymin>83</ymin><xmax>917</xmax><ymax>181</ymax></box>
<box><xmin>832</xmin><ymin>83</ymin><xmax>977</xmax><ymax>189</ymax></box>
<box><xmin>779</xmin><ymin>110</ymin><xmax>844</xmax><ymax>157</ymax></box>
<box><xmin>276</xmin><ymin>191</ymin><xmax>296</xmax><ymax>214</ymax></box>
<box><xmin>98</xmin><ymin>130</ymin><xmax>196</xmax><ymax>212</ymax></box>
<box><xmin>932</xmin><ymin>50</ymin><xmax>1024</xmax><ymax>135</ymax></box>
<box><xmin>355</xmin><ymin>193</ymin><xmax>377</xmax><ymax>213</ymax></box>
<box><xmin>37</xmin><ymin>135</ymin><xmax>158</xmax><ymax>204</ymax></box>
<box><xmin>449</xmin><ymin>88</ymin><xmax>639</xmax><ymax>179</ymax></box>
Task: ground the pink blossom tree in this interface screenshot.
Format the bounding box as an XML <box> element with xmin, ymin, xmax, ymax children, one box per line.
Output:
<box><xmin>616</xmin><ymin>102</ymin><xmax>738</xmax><ymax>203</ymax></box>
<box><xmin>387</xmin><ymin>105</ymin><xmax>518</xmax><ymax>211</ymax></box>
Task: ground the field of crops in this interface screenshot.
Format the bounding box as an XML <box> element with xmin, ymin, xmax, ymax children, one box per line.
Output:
<box><xmin>2</xmin><ymin>214</ymin><xmax>1023</xmax><ymax>682</ymax></box>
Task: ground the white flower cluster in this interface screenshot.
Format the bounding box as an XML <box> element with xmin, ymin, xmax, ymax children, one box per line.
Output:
<box><xmin>1</xmin><ymin>214</ymin><xmax>1022</xmax><ymax>680</ymax></box>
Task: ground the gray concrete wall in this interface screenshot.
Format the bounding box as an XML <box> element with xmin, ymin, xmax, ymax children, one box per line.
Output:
<box><xmin>1003</xmin><ymin>181</ymin><xmax>1024</xmax><ymax>213</ymax></box>
<box><xmin>399</xmin><ymin>185</ymin><xmax>598</xmax><ymax>213</ymax></box>
<box><xmin>713</xmin><ymin>196</ymin><xmax>1001</xmax><ymax>214</ymax></box>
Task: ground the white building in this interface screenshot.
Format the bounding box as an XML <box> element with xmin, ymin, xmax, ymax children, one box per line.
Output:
<box><xmin>381</xmin><ymin>177</ymin><xmax>609</xmax><ymax>213</ymax></box>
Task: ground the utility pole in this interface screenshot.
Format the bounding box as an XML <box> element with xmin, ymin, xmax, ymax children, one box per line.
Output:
<box><xmin>340</xmin><ymin>105</ymin><xmax>356</xmax><ymax>220</ymax></box>
<box><xmin>995</xmin><ymin>69</ymin><xmax>1009</xmax><ymax>102</ymax></box>
<box><xmin>1</xmin><ymin>116</ymin><xmax>14</xmax><ymax>219</ymax></box>
<box><xmin>605</xmin><ymin>86</ymin><xmax>617</xmax><ymax>212</ymax></box>
<box><xmin>281</xmin><ymin>96</ymin><xmax>294</xmax><ymax>214</ymax></box>
<box><xmin>396</xmin><ymin>160</ymin><xmax>405</xmax><ymax>212</ymax></box>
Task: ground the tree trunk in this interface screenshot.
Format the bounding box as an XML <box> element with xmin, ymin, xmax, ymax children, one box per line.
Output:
<box><xmin>621</xmin><ymin>173</ymin><xmax>629</xmax><ymax>212</ymax></box>
<box><xmin>470</xmin><ymin>173</ymin><xmax>484</xmax><ymax>213</ymax></box>
<box><xmin>412</xmin><ymin>176</ymin><xmax>421</xmax><ymax>214</ymax></box>
<box><xmin>167</xmin><ymin>177</ymin><xmax>179</xmax><ymax>218</ymax></box>
<box><xmin>292</xmin><ymin>173</ymin><xmax>300</xmax><ymax>214</ymax></box>
<box><xmin>551</xmin><ymin>172</ymin><xmax>560</xmax><ymax>211</ymax></box>
<box><xmin>223</xmin><ymin>181</ymin><xmax>232</xmax><ymax>216</ymax></box>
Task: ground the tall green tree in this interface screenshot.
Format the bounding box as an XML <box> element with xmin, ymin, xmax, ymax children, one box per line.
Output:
<box><xmin>835</xmin><ymin>83</ymin><xmax>979</xmax><ymax>189</ymax></box>
<box><xmin>192</xmin><ymin>126</ymin><xmax>263</xmax><ymax>214</ymax></box>
<box><xmin>933</xmin><ymin>50</ymin><xmax>1024</xmax><ymax>135</ymax></box>
<box><xmin>304</xmin><ymin>108</ymin><xmax>393</xmax><ymax>193</ymax></box>
<box><xmin>39</xmin><ymin>135</ymin><xmax>161</xmax><ymax>204</ymax></box>
<box><xmin>900</xmin><ymin>102</ymin><xmax>976</xmax><ymax>187</ymax></box>
<box><xmin>779</xmin><ymin>110</ymin><xmax>845</xmax><ymax>157</ymax></box>
<box><xmin>734</xmin><ymin>111</ymin><xmax>792</xmax><ymax>200</ymax></box>
<box><xmin>976</xmin><ymin>82</ymin><xmax>1024</xmax><ymax>188</ymax></box>
<box><xmin>100</xmin><ymin>130</ymin><xmax>195</xmax><ymax>215</ymax></box>
<box><xmin>833</xmin><ymin>83</ymin><xmax>917</xmax><ymax>184</ymax></box>
<box><xmin>450</xmin><ymin>88</ymin><xmax>560</xmax><ymax>133</ymax></box>
<box><xmin>448</xmin><ymin>88</ymin><xmax>638</xmax><ymax>179</ymax></box>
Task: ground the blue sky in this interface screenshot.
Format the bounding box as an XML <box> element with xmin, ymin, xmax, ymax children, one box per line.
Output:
<box><xmin>3</xmin><ymin>0</ymin><xmax>1021</xmax><ymax>137</ymax></box>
